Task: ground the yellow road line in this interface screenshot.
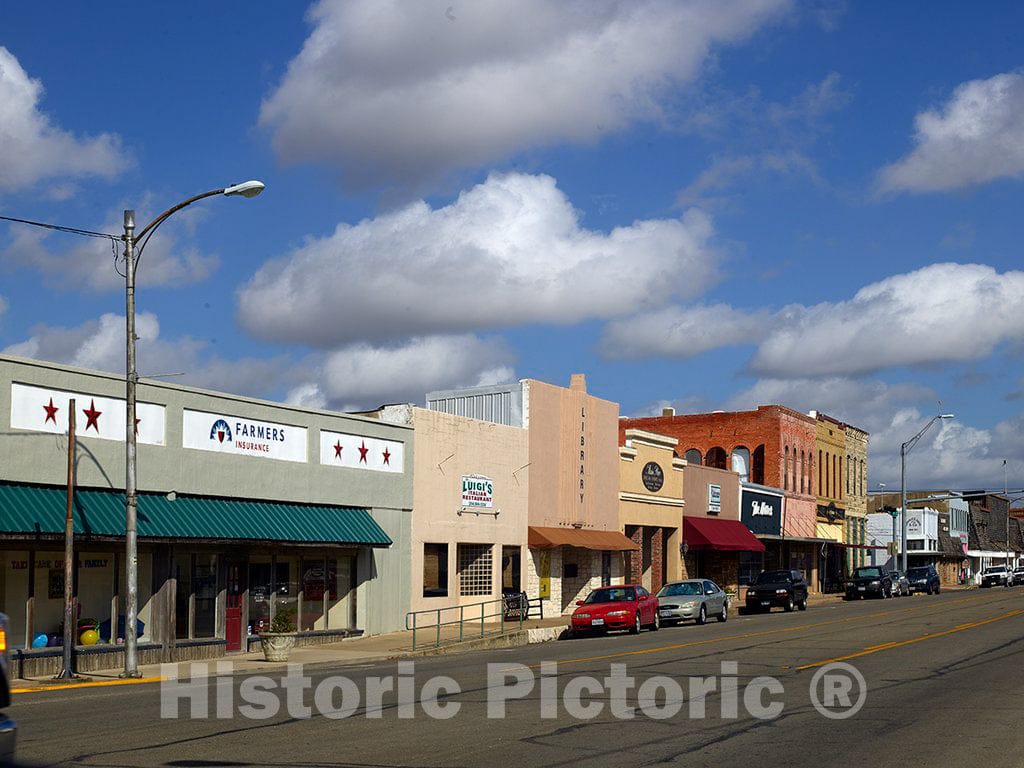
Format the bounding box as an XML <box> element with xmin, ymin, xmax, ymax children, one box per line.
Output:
<box><xmin>525</xmin><ymin>592</ymin><xmax>1001</xmax><ymax>670</ymax></box>
<box><xmin>796</xmin><ymin>609</ymin><xmax>1024</xmax><ymax>670</ymax></box>
<box><xmin>11</xmin><ymin>676</ymin><xmax>165</xmax><ymax>694</ymax></box>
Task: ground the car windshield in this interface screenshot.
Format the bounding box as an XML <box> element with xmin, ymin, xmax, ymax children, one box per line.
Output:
<box><xmin>755</xmin><ymin>570</ymin><xmax>790</xmax><ymax>584</ymax></box>
<box><xmin>853</xmin><ymin>567</ymin><xmax>882</xmax><ymax>578</ymax></box>
<box><xmin>906</xmin><ymin>568</ymin><xmax>929</xmax><ymax>578</ymax></box>
<box><xmin>658</xmin><ymin>582</ymin><xmax>701</xmax><ymax>597</ymax></box>
<box><xmin>984</xmin><ymin>567</ymin><xmax>1005</xmax><ymax>574</ymax></box>
<box><xmin>584</xmin><ymin>587</ymin><xmax>635</xmax><ymax>604</ymax></box>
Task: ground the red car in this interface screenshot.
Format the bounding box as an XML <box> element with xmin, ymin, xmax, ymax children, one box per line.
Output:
<box><xmin>570</xmin><ymin>584</ymin><xmax>660</xmax><ymax>635</ymax></box>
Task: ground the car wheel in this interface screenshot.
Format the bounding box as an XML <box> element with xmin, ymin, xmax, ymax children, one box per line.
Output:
<box><xmin>784</xmin><ymin>596</ymin><xmax>795</xmax><ymax>612</ymax></box>
<box><xmin>630</xmin><ymin>612</ymin><xmax>641</xmax><ymax>634</ymax></box>
<box><xmin>935</xmin><ymin>584</ymin><xmax>940</xmax><ymax>594</ymax></box>
<box><xmin>650</xmin><ymin>611</ymin><xmax>660</xmax><ymax>631</ymax></box>
<box><xmin>797</xmin><ymin>597</ymin><xmax>807</xmax><ymax>611</ymax></box>
<box><xmin>696</xmin><ymin>604</ymin><xmax>707</xmax><ymax>625</ymax></box>
<box><xmin>718</xmin><ymin>603</ymin><xmax>728</xmax><ymax>622</ymax></box>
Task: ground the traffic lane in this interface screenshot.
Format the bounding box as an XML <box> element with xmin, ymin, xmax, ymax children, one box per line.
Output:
<box><xmin>11</xmin><ymin>590</ymin><xmax>1023</xmax><ymax>767</ymax></box>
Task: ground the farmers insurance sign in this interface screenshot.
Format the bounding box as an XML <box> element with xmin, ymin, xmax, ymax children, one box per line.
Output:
<box><xmin>183</xmin><ymin>409</ymin><xmax>307</xmax><ymax>463</ymax></box>
<box><xmin>741</xmin><ymin>488</ymin><xmax>783</xmax><ymax>536</ymax></box>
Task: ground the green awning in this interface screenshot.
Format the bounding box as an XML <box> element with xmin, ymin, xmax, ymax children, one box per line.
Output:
<box><xmin>0</xmin><ymin>483</ymin><xmax>391</xmax><ymax>547</ymax></box>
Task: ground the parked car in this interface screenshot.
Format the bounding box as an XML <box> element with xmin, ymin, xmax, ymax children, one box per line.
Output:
<box><xmin>744</xmin><ymin>569</ymin><xmax>808</xmax><ymax>612</ymax></box>
<box><xmin>906</xmin><ymin>565</ymin><xmax>941</xmax><ymax>594</ymax></box>
<box><xmin>1011</xmin><ymin>567</ymin><xmax>1024</xmax><ymax>586</ymax></box>
<box><xmin>0</xmin><ymin>613</ymin><xmax>16</xmax><ymax>766</ymax></box>
<box><xmin>569</xmin><ymin>584</ymin><xmax>659</xmax><ymax>636</ymax></box>
<box><xmin>888</xmin><ymin>569</ymin><xmax>911</xmax><ymax>597</ymax></box>
<box><xmin>981</xmin><ymin>565</ymin><xmax>1010</xmax><ymax>587</ymax></box>
<box><xmin>845</xmin><ymin>565</ymin><xmax>893</xmax><ymax>599</ymax></box>
<box><xmin>656</xmin><ymin>579</ymin><xmax>728</xmax><ymax>625</ymax></box>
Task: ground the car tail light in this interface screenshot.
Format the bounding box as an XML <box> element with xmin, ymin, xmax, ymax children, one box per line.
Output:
<box><xmin>0</xmin><ymin>627</ymin><xmax>6</xmax><ymax>652</ymax></box>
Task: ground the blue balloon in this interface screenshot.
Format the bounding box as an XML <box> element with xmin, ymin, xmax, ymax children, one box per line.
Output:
<box><xmin>32</xmin><ymin>633</ymin><xmax>49</xmax><ymax>649</ymax></box>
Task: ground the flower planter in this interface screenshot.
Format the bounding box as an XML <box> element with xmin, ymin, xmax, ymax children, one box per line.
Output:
<box><xmin>259</xmin><ymin>632</ymin><xmax>297</xmax><ymax>662</ymax></box>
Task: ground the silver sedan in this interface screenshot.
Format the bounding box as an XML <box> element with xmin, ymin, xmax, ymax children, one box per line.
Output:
<box><xmin>656</xmin><ymin>579</ymin><xmax>728</xmax><ymax>625</ymax></box>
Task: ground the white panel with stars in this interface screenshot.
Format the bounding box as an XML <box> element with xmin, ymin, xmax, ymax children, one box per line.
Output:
<box><xmin>10</xmin><ymin>383</ymin><xmax>166</xmax><ymax>445</ymax></box>
<box><xmin>319</xmin><ymin>430</ymin><xmax>404</xmax><ymax>473</ymax></box>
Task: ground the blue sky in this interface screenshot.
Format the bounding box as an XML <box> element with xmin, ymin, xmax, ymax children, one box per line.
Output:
<box><xmin>1</xmin><ymin>1</ymin><xmax>1023</xmax><ymax>491</ymax></box>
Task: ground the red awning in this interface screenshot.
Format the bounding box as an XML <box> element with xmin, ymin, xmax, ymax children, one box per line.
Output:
<box><xmin>528</xmin><ymin>526</ymin><xmax>640</xmax><ymax>551</ymax></box>
<box><xmin>683</xmin><ymin>517</ymin><xmax>765</xmax><ymax>552</ymax></box>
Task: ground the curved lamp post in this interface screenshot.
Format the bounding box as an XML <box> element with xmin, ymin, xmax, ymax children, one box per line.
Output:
<box><xmin>899</xmin><ymin>413</ymin><xmax>954</xmax><ymax>573</ymax></box>
<box><xmin>122</xmin><ymin>181</ymin><xmax>264</xmax><ymax>677</ymax></box>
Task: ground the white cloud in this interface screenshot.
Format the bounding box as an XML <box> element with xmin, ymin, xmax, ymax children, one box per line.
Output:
<box><xmin>2</xmin><ymin>312</ymin><xmax>300</xmax><ymax>400</ymax></box>
<box><xmin>314</xmin><ymin>334</ymin><xmax>516</xmax><ymax>408</ymax></box>
<box><xmin>238</xmin><ymin>172</ymin><xmax>720</xmax><ymax>346</ymax></box>
<box><xmin>0</xmin><ymin>47</ymin><xmax>129</xmax><ymax>193</ymax></box>
<box><xmin>749</xmin><ymin>263</ymin><xmax>1024</xmax><ymax>377</ymax></box>
<box><xmin>878</xmin><ymin>72</ymin><xmax>1024</xmax><ymax>193</ymax></box>
<box><xmin>0</xmin><ymin>294</ymin><xmax>7</xmax><ymax>318</ymax></box>
<box><xmin>601</xmin><ymin>303</ymin><xmax>770</xmax><ymax>359</ymax></box>
<box><xmin>1</xmin><ymin>200</ymin><xmax>219</xmax><ymax>291</ymax></box>
<box><xmin>260</xmin><ymin>0</ymin><xmax>790</xmax><ymax>189</ymax></box>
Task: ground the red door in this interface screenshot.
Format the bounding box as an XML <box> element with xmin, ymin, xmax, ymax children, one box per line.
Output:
<box><xmin>226</xmin><ymin>561</ymin><xmax>244</xmax><ymax>652</ymax></box>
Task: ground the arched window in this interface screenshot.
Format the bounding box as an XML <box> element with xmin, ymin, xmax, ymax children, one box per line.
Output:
<box><xmin>783</xmin><ymin>446</ymin><xmax>789</xmax><ymax>490</ymax></box>
<box><xmin>800</xmin><ymin>450</ymin><xmax>805</xmax><ymax>494</ymax></box>
<box><xmin>684</xmin><ymin>448</ymin><xmax>702</xmax><ymax>465</ymax></box>
<box><xmin>860</xmin><ymin>459</ymin><xmax>865</xmax><ymax>497</ymax></box>
<box><xmin>705</xmin><ymin>447</ymin><xmax>727</xmax><ymax>469</ymax></box>
<box><xmin>818</xmin><ymin>450</ymin><xmax>823</xmax><ymax>497</ymax></box>
<box><xmin>731</xmin><ymin>446</ymin><xmax>751</xmax><ymax>483</ymax></box>
<box><xmin>838</xmin><ymin>456</ymin><xmax>843</xmax><ymax>500</ymax></box>
<box><xmin>752</xmin><ymin>445</ymin><xmax>765</xmax><ymax>485</ymax></box>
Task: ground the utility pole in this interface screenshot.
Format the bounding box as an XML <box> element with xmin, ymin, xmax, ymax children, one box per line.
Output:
<box><xmin>57</xmin><ymin>400</ymin><xmax>77</xmax><ymax>679</ymax></box>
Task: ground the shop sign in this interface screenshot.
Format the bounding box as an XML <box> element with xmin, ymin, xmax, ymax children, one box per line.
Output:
<box><xmin>742</xmin><ymin>488</ymin><xmax>783</xmax><ymax>536</ymax></box>
<box><xmin>461</xmin><ymin>475</ymin><xmax>494</xmax><ymax>508</ymax></box>
<box><xmin>183</xmin><ymin>409</ymin><xmax>307</xmax><ymax>463</ymax></box>
<box><xmin>10</xmin><ymin>382</ymin><xmax>166</xmax><ymax>445</ymax></box>
<box><xmin>641</xmin><ymin>462</ymin><xmax>664</xmax><ymax>493</ymax></box>
<box><xmin>319</xmin><ymin>430</ymin><xmax>404</xmax><ymax>473</ymax></box>
<box><xmin>709</xmin><ymin>483</ymin><xmax>722</xmax><ymax>514</ymax></box>
<box><xmin>907</xmin><ymin>515</ymin><xmax>923</xmax><ymax>534</ymax></box>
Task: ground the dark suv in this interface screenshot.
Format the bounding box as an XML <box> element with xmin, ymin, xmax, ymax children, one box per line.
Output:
<box><xmin>845</xmin><ymin>565</ymin><xmax>893</xmax><ymax>599</ymax></box>
<box><xmin>745</xmin><ymin>569</ymin><xmax>808</xmax><ymax>612</ymax></box>
<box><xmin>0</xmin><ymin>613</ymin><xmax>15</xmax><ymax>765</ymax></box>
<box><xmin>906</xmin><ymin>565</ymin><xmax>940</xmax><ymax>595</ymax></box>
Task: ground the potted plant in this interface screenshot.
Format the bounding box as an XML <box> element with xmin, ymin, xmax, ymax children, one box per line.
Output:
<box><xmin>259</xmin><ymin>609</ymin><xmax>297</xmax><ymax>662</ymax></box>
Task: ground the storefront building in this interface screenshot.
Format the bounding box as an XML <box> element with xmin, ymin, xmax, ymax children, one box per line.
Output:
<box><xmin>427</xmin><ymin>374</ymin><xmax>635</xmax><ymax>615</ymax></box>
<box><xmin>843</xmin><ymin>424</ymin><xmax>869</xmax><ymax>571</ymax></box>
<box><xmin>620</xmin><ymin>405</ymin><xmax>823</xmax><ymax>591</ymax></box>
<box><xmin>618</xmin><ymin>430</ymin><xmax>684</xmax><ymax>593</ymax></box>
<box><xmin>811</xmin><ymin>411</ymin><xmax>846</xmax><ymax>592</ymax></box>
<box><xmin>369</xmin><ymin>405</ymin><xmax>529</xmax><ymax>619</ymax></box>
<box><xmin>679</xmin><ymin>464</ymin><xmax>763</xmax><ymax>596</ymax></box>
<box><xmin>738</xmin><ymin>482</ymin><xmax>785</xmax><ymax>594</ymax></box>
<box><xmin>0</xmin><ymin>355</ymin><xmax>412</xmax><ymax>675</ymax></box>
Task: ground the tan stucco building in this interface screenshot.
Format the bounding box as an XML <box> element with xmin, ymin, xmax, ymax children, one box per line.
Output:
<box><xmin>371</xmin><ymin>405</ymin><xmax>529</xmax><ymax>618</ymax></box>
<box><xmin>844</xmin><ymin>424</ymin><xmax>869</xmax><ymax>569</ymax></box>
<box><xmin>619</xmin><ymin>429</ymin><xmax>685</xmax><ymax>593</ymax></box>
<box><xmin>427</xmin><ymin>374</ymin><xmax>636</xmax><ymax>616</ymax></box>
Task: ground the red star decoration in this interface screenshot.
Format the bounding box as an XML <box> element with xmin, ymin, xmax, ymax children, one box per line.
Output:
<box><xmin>43</xmin><ymin>398</ymin><xmax>59</xmax><ymax>425</ymax></box>
<box><xmin>382</xmin><ymin>447</ymin><xmax>391</xmax><ymax>465</ymax></box>
<box><xmin>135</xmin><ymin>417</ymin><xmax>142</xmax><ymax>435</ymax></box>
<box><xmin>358</xmin><ymin>440</ymin><xmax>369</xmax><ymax>463</ymax></box>
<box><xmin>83</xmin><ymin>399</ymin><xmax>102</xmax><ymax>432</ymax></box>
<box><xmin>334</xmin><ymin>440</ymin><xmax>343</xmax><ymax>459</ymax></box>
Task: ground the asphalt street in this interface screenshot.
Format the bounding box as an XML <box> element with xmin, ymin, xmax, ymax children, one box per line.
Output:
<box><xmin>11</xmin><ymin>587</ymin><xmax>1024</xmax><ymax>768</ymax></box>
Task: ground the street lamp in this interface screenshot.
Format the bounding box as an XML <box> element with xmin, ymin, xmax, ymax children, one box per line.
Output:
<box><xmin>900</xmin><ymin>413</ymin><xmax>954</xmax><ymax>572</ymax></box>
<box><xmin>122</xmin><ymin>181</ymin><xmax>264</xmax><ymax>677</ymax></box>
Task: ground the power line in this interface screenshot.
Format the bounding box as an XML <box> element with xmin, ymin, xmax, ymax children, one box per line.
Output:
<box><xmin>0</xmin><ymin>213</ymin><xmax>119</xmax><ymax>242</ymax></box>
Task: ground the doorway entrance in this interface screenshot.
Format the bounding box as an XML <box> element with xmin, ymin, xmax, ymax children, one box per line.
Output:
<box><xmin>225</xmin><ymin>560</ymin><xmax>245</xmax><ymax>652</ymax></box>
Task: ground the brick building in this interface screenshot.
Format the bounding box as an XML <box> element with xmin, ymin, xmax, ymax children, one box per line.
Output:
<box><xmin>844</xmin><ymin>423</ymin><xmax>869</xmax><ymax>571</ymax></box>
<box><xmin>620</xmin><ymin>406</ymin><xmax>823</xmax><ymax>591</ymax></box>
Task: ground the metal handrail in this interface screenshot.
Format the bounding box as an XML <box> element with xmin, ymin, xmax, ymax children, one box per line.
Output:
<box><xmin>406</xmin><ymin>592</ymin><xmax>533</xmax><ymax>651</ymax></box>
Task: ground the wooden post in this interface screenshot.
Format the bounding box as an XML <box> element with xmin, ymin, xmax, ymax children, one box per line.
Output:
<box><xmin>57</xmin><ymin>398</ymin><xmax>77</xmax><ymax>679</ymax></box>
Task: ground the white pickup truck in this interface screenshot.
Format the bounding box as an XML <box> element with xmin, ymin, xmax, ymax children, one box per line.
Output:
<box><xmin>980</xmin><ymin>565</ymin><xmax>1010</xmax><ymax>587</ymax></box>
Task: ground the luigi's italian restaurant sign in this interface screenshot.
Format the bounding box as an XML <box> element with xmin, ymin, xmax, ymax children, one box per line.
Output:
<box><xmin>461</xmin><ymin>475</ymin><xmax>494</xmax><ymax>508</ymax></box>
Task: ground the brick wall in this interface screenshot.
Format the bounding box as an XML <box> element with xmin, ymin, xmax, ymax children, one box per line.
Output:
<box><xmin>651</xmin><ymin>527</ymin><xmax>664</xmax><ymax>592</ymax></box>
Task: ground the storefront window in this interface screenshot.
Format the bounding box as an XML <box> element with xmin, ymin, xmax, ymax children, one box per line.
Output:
<box><xmin>457</xmin><ymin>544</ymin><xmax>493</xmax><ymax>597</ymax></box>
<box><xmin>193</xmin><ymin>554</ymin><xmax>217</xmax><ymax>639</ymax></box>
<box><xmin>738</xmin><ymin>551</ymin><xmax>763</xmax><ymax>586</ymax></box>
<box><xmin>300</xmin><ymin>557</ymin><xmax>326</xmax><ymax>631</ymax></box>
<box><xmin>174</xmin><ymin>553</ymin><xmax>192</xmax><ymax>640</ymax></box>
<box><xmin>2</xmin><ymin>551</ymin><xmax>30</xmax><ymax>649</ymax></box>
<box><xmin>327</xmin><ymin>556</ymin><xmax>354</xmax><ymax>629</ymax></box>
<box><xmin>33</xmin><ymin>552</ymin><xmax>66</xmax><ymax>646</ymax></box>
<box><xmin>77</xmin><ymin>552</ymin><xmax>114</xmax><ymax>642</ymax></box>
<box><xmin>248</xmin><ymin>557</ymin><xmax>272</xmax><ymax>635</ymax></box>
<box><xmin>423</xmin><ymin>543</ymin><xmax>449</xmax><ymax>597</ymax></box>
<box><xmin>274</xmin><ymin>557</ymin><xmax>299</xmax><ymax>630</ymax></box>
